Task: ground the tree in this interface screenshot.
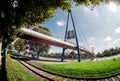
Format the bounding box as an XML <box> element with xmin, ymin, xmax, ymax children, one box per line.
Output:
<box><xmin>96</xmin><ymin>52</ymin><xmax>105</xmax><ymax>57</ymax></box>
<box><xmin>102</xmin><ymin>49</ymin><xmax>112</xmax><ymax>56</ymax></box>
<box><xmin>75</xmin><ymin>0</ymin><xmax>101</xmax><ymax>6</ymax></box>
<box><xmin>96</xmin><ymin>46</ymin><xmax>120</xmax><ymax>58</ymax></box>
<box><xmin>114</xmin><ymin>47</ymin><xmax>120</xmax><ymax>55</ymax></box>
<box><xmin>28</xmin><ymin>26</ymin><xmax>51</xmax><ymax>59</ymax></box>
<box><xmin>8</xmin><ymin>44</ymin><xmax>14</xmax><ymax>50</ymax></box>
<box><xmin>14</xmin><ymin>38</ymin><xmax>27</xmax><ymax>54</ymax></box>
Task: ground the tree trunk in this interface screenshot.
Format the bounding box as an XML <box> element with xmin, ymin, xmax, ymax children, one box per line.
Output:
<box><xmin>1</xmin><ymin>47</ymin><xmax>8</xmax><ymax>81</ymax></box>
<box><xmin>37</xmin><ymin>53</ymin><xmax>39</xmax><ymax>60</ymax></box>
<box><xmin>1</xmin><ymin>48</ymin><xmax>6</xmax><ymax>70</ymax></box>
<box><xmin>0</xmin><ymin>42</ymin><xmax>2</xmax><ymax>65</ymax></box>
<box><xmin>1</xmin><ymin>38</ymin><xmax>8</xmax><ymax>81</ymax></box>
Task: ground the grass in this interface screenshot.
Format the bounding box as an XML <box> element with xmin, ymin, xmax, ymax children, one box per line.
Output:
<box><xmin>42</xmin><ymin>58</ymin><xmax>120</xmax><ymax>77</ymax></box>
<box><xmin>8</xmin><ymin>52</ymin><xmax>120</xmax><ymax>77</ymax></box>
<box><xmin>6</xmin><ymin>55</ymin><xmax>38</xmax><ymax>81</ymax></box>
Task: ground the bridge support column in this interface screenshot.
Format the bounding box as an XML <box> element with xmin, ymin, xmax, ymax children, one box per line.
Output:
<box><xmin>62</xmin><ymin>9</ymin><xmax>81</xmax><ymax>62</ymax></box>
<box><xmin>61</xmin><ymin>11</ymin><xmax>69</xmax><ymax>62</ymax></box>
<box><xmin>69</xmin><ymin>9</ymin><xmax>81</xmax><ymax>62</ymax></box>
<box><xmin>61</xmin><ymin>48</ymin><xmax>66</xmax><ymax>62</ymax></box>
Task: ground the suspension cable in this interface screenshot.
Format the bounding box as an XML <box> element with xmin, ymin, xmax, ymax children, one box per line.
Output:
<box><xmin>71</xmin><ymin>10</ymin><xmax>91</xmax><ymax>51</ymax></box>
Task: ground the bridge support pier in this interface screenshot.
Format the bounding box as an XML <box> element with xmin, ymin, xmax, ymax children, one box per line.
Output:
<box><xmin>61</xmin><ymin>48</ymin><xmax>66</xmax><ymax>62</ymax></box>
<box><xmin>61</xmin><ymin>9</ymin><xmax>81</xmax><ymax>62</ymax></box>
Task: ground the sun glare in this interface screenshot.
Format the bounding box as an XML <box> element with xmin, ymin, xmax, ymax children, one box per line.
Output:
<box><xmin>108</xmin><ymin>2</ymin><xmax>118</xmax><ymax>12</ymax></box>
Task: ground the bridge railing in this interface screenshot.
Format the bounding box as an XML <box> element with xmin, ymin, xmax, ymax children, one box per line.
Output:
<box><xmin>31</xmin><ymin>27</ymin><xmax>76</xmax><ymax>45</ymax></box>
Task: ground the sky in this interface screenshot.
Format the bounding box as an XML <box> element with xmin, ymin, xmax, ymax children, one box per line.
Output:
<box><xmin>41</xmin><ymin>2</ymin><xmax>120</xmax><ymax>54</ymax></box>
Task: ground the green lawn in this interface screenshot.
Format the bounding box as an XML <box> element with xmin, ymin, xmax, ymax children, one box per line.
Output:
<box><xmin>6</xmin><ymin>55</ymin><xmax>38</xmax><ymax>81</ymax></box>
<box><xmin>42</xmin><ymin>58</ymin><xmax>120</xmax><ymax>77</ymax></box>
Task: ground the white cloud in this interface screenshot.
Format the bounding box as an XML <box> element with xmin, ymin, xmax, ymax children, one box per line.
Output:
<box><xmin>95</xmin><ymin>48</ymin><xmax>103</xmax><ymax>53</ymax></box>
<box><xmin>83</xmin><ymin>7</ymin><xmax>89</xmax><ymax>12</ymax></box>
<box><xmin>56</xmin><ymin>20</ymin><xmax>65</xmax><ymax>26</ymax></box>
<box><xmin>83</xmin><ymin>7</ymin><xmax>99</xmax><ymax>17</ymax></box>
<box><xmin>105</xmin><ymin>38</ymin><xmax>120</xmax><ymax>49</ymax></box>
<box><xmin>113</xmin><ymin>39</ymin><xmax>120</xmax><ymax>46</ymax></box>
<box><xmin>104</xmin><ymin>36</ymin><xmax>112</xmax><ymax>42</ymax></box>
<box><xmin>108</xmin><ymin>2</ymin><xmax>118</xmax><ymax>12</ymax></box>
<box><xmin>115</xmin><ymin>26</ymin><xmax>120</xmax><ymax>33</ymax></box>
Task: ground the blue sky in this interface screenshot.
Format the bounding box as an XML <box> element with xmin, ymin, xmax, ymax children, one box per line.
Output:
<box><xmin>41</xmin><ymin>2</ymin><xmax>120</xmax><ymax>54</ymax></box>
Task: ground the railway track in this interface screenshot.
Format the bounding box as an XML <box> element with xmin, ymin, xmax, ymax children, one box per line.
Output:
<box><xmin>17</xmin><ymin>59</ymin><xmax>67</xmax><ymax>81</ymax></box>
<box><xmin>13</xmin><ymin>56</ymin><xmax>120</xmax><ymax>81</ymax></box>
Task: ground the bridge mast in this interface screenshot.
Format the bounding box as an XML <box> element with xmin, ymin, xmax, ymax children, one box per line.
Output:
<box><xmin>61</xmin><ymin>9</ymin><xmax>81</xmax><ymax>62</ymax></box>
<box><xmin>61</xmin><ymin>10</ymin><xmax>70</xmax><ymax>62</ymax></box>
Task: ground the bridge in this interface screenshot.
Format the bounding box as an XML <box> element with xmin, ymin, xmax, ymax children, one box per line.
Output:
<box><xmin>17</xmin><ymin>9</ymin><xmax>94</xmax><ymax>62</ymax></box>
<box><xmin>18</xmin><ymin>27</ymin><xmax>93</xmax><ymax>57</ymax></box>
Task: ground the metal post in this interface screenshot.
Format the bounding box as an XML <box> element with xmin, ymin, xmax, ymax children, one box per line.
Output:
<box><xmin>61</xmin><ymin>48</ymin><xmax>66</xmax><ymax>62</ymax></box>
<box><xmin>61</xmin><ymin>11</ymin><xmax>70</xmax><ymax>62</ymax></box>
<box><xmin>69</xmin><ymin>9</ymin><xmax>81</xmax><ymax>62</ymax></box>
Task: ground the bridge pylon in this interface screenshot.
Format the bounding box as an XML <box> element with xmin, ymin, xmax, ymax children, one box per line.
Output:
<box><xmin>61</xmin><ymin>9</ymin><xmax>81</xmax><ymax>62</ymax></box>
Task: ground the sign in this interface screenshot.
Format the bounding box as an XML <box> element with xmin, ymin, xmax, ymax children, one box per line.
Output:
<box><xmin>67</xmin><ymin>30</ymin><xmax>75</xmax><ymax>39</ymax></box>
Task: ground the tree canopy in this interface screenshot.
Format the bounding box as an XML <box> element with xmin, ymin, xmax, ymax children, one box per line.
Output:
<box><xmin>96</xmin><ymin>47</ymin><xmax>120</xmax><ymax>57</ymax></box>
<box><xmin>14</xmin><ymin>38</ymin><xmax>28</xmax><ymax>53</ymax></box>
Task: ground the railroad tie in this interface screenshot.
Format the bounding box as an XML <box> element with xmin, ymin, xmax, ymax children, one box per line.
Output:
<box><xmin>113</xmin><ymin>76</ymin><xmax>120</xmax><ymax>80</ymax></box>
<box><xmin>105</xmin><ymin>79</ymin><xmax>108</xmax><ymax>81</ymax></box>
<box><xmin>117</xmin><ymin>75</ymin><xmax>120</xmax><ymax>79</ymax></box>
<box><xmin>111</xmin><ymin>77</ymin><xmax>115</xmax><ymax>81</ymax></box>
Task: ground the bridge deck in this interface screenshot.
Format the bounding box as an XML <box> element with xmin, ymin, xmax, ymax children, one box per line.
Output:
<box><xmin>18</xmin><ymin>28</ymin><xmax>93</xmax><ymax>55</ymax></box>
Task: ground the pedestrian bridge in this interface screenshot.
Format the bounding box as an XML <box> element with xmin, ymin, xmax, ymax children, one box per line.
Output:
<box><xmin>18</xmin><ymin>27</ymin><xmax>93</xmax><ymax>56</ymax></box>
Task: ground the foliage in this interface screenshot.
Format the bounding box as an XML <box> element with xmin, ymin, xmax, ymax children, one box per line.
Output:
<box><xmin>42</xmin><ymin>57</ymin><xmax>120</xmax><ymax>77</ymax></box>
<box><xmin>40</xmin><ymin>52</ymin><xmax>92</xmax><ymax>59</ymax></box>
<box><xmin>8</xmin><ymin>44</ymin><xmax>14</xmax><ymax>50</ymax></box>
<box><xmin>75</xmin><ymin>0</ymin><xmax>101</xmax><ymax>6</ymax></box>
<box><xmin>14</xmin><ymin>38</ymin><xmax>27</xmax><ymax>53</ymax></box>
<box><xmin>28</xmin><ymin>26</ymin><xmax>51</xmax><ymax>59</ymax></box>
<box><xmin>96</xmin><ymin>47</ymin><xmax>120</xmax><ymax>57</ymax></box>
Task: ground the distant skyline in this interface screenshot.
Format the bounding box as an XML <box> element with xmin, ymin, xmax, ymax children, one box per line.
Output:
<box><xmin>41</xmin><ymin>2</ymin><xmax>120</xmax><ymax>54</ymax></box>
